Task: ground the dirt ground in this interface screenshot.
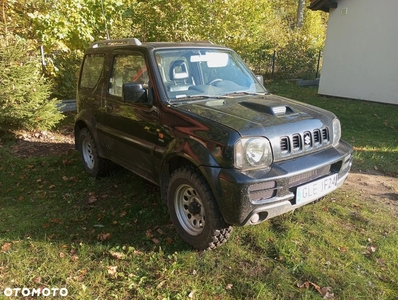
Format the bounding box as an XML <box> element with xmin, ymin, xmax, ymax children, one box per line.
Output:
<box><xmin>5</xmin><ymin>128</ymin><xmax>398</xmax><ymax>216</ymax></box>
<box><xmin>343</xmin><ymin>171</ymin><xmax>398</xmax><ymax>216</ymax></box>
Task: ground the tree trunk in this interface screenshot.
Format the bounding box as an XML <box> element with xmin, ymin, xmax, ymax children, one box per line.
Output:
<box><xmin>297</xmin><ymin>0</ymin><xmax>305</xmax><ymax>29</ymax></box>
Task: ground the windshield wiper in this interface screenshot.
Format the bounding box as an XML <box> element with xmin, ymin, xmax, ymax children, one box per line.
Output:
<box><xmin>222</xmin><ymin>91</ymin><xmax>267</xmax><ymax>97</ymax></box>
<box><xmin>169</xmin><ymin>95</ymin><xmax>215</xmax><ymax>103</ymax></box>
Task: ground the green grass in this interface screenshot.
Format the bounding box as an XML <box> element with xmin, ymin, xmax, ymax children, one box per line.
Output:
<box><xmin>0</xmin><ymin>83</ymin><xmax>397</xmax><ymax>299</ymax></box>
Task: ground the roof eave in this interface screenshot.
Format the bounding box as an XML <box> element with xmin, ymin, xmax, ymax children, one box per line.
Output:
<box><xmin>309</xmin><ymin>0</ymin><xmax>338</xmax><ymax>12</ymax></box>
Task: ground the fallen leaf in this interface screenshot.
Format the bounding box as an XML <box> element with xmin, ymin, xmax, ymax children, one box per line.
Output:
<box><xmin>107</xmin><ymin>266</ymin><xmax>117</xmax><ymax>277</ymax></box>
<box><xmin>32</xmin><ymin>276</ymin><xmax>42</xmax><ymax>284</ymax></box>
<box><xmin>146</xmin><ymin>229</ymin><xmax>153</xmax><ymax>238</ymax></box>
<box><xmin>188</xmin><ymin>290</ymin><xmax>197</xmax><ymax>298</ymax></box>
<box><xmin>320</xmin><ymin>286</ymin><xmax>334</xmax><ymax>298</ymax></box>
<box><xmin>109</xmin><ymin>251</ymin><xmax>125</xmax><ymax>260</ymax></box>
<box><xmin>62</xmin><ymin>159</ymin><xmax>73</xmax><ymax>165</ymax></box>
<box><xmin>297</xmin><ymin>281</ymin><xmax>333</xmax><ymax>298</ymax></box>
<box><xmin>151</xmin><ymin>238</ymin><xmax>159</xmax><ymax>244</ymax></box>
<box><xmin>88</xmin><ymin>193</ymin><xmax>97</xmax><ymax>204</ymax></box>
<box><xmin>71</xmin><ymin>254</ymin><xmax>79</xmax><ymax>261</ymax></box>
<box><xmin>120</xmin><ymin>211</ymin><xmax>127</xmax><ymax>217</ymax></box>
<box><xmin>50</xmin><ymin>218</ymin><xmax>62</xmax><ymax>224</ymax></box>
<box><xmin>225</xmin><ymin>283</ymin><xmax>233</xmax><ymax>290</ymax></box>
<box><xmin>62</xmin><ymin>176</ymin><xmax>68</xmax><ymax>181</ymax></box>
<box><xmin>1</xmin><ymin>242</ymin><xmax>12</xmax><ymax>252</ymax></box>
<box><xmin>97</xmin><ymin>232</ymin><xmax>111</xmax><ymax>241</ymax></box>
<box><xmin>368</xmin><ymin>246</ymin><xmax>377</xmax><ymax>253</ymax></box>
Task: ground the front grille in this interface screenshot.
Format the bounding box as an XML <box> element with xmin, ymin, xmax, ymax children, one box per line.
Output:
<box><xmin>278</xmin><ymin>126</ymin><xmax>330</xmax><ymax>159</ymax></box>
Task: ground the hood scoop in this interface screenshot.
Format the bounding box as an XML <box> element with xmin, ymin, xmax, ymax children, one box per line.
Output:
<box><xmin>240</xmin><ymin>101</ymin><xmax>295</xmax><ymax>116</ymax></box>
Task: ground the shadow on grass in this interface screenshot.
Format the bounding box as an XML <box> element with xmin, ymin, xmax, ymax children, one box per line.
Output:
<box><xmin>0</xmin><ymin>148</ymin><xmax>191</xmax><ymax>254</ymax></box>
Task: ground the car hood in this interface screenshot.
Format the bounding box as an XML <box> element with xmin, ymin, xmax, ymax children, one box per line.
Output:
<box><xmin>175</xmin><ymin>94</ymin><xmax>336</xmax><ymax>137</ymax></box>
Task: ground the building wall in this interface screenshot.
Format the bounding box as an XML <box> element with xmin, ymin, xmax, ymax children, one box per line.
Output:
<box><xmin>319</xmin><ymin>0</ymin><xmax>398</xmax><ymax>105</ymax></box>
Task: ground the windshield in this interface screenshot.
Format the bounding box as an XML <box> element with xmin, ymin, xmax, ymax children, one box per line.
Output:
<box><xmin>153</xmin><ymin>48</ymin><xmax>267</xmax><ymax>101</ymax></box>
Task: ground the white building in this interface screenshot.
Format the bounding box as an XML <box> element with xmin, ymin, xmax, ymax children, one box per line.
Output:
<box><xmin>310</xmin><ymin>0</ymin><xmax>398</xmax><ymax>105</ymax></box>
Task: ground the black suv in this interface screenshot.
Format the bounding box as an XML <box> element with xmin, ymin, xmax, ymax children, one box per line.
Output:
<box><xmin>75</xmin><ymin>38</ymin><xmax>353</xmax><ymax>250</ymax></box>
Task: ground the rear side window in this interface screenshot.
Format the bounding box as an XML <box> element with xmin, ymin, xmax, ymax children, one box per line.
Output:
<box><xmin>79</xmin><ymin>54</ymin><xmax>104</xmax><ymax>89</ymax></box>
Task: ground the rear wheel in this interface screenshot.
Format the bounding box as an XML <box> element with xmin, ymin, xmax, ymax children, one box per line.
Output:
<box><xmin>167</xmin><ymin>166</ymin><xmax>232</xmax><ymax>250</ymax></box>
<box><xmin>77</xmin><ymin>128</ymin><xmax>112</xmax><ymax>177</ymax></box>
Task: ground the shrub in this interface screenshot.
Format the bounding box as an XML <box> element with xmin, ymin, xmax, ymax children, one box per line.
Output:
<box><xmin>0</xmin><ymin>35</ymin><xmax>64</xmax><ymax>130</ymax></box>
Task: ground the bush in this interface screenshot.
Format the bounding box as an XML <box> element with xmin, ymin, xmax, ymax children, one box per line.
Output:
<box><xmin>276</xmin><ymin>34</ymin><xmax>320</xmax><ymax>79</ymax></box>
<box><xmin>0</xmin><ymin>35</ymin><xmax>64</xmax><ymax>131</ymax></box>
<box><xmin>46</xmin><ymin>50</ymin><xmax>82</xmax><ymax>100</ymax></box>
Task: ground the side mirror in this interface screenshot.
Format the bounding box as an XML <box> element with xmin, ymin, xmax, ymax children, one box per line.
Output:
<box><xmin>122</xmin><ymin>83</ymin><xmax>147</xmax><ymax>103</ymax></box>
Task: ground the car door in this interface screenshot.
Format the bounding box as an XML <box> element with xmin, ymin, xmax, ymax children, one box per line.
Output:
<box><xmin>100</xmin><ymin>50</ymin><xmax>160</xmax><ymax>183</ymax></box>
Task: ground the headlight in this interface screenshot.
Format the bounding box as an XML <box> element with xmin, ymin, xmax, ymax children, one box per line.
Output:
<box><xmin>332</xmin><ymin>118</ymin><xmax>341</xmax><ymax>147</ymax></box>
<box><xmin>235</xmin><ymin>137</ymin><xmax>273</xmax><ymax>170</ymax></box>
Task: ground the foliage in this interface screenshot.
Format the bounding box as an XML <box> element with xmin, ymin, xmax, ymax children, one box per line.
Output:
<box><xmin>45</xmin><ymin>50</ymin><xmax>83</xmax><ymax>99</ymax></box>
<box><xmin>0</xmin><ymin>32</ymin><xmax>64</xmax><ymax>130</ymax></box>
<box><xmin>2</xmin><ymin>0</ymin><xmax>328</xmax><ymax>98</ymax></box>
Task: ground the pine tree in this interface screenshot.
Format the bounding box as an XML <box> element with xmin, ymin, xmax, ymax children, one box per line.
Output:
<box><xmin>0</xmin><ymin>33</ymin><xmax>64</xmax><ymax>130</ymax></box>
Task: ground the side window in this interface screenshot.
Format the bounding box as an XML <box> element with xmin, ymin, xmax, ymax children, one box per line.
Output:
<box><xmin>79</xmin><ymin>54</ymin><xmax>104</xmax><ymax>89</ymax></box>
<box><xmin>109</xmin><ymin>53</ymin><xmax>148</xmax><ymax>97</ymax></box>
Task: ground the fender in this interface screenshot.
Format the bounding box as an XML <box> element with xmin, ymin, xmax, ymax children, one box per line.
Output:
<box><xmin>159</xmin><ymin>137</ymin><xmax>225</xmax><ymax>204</ymax></box>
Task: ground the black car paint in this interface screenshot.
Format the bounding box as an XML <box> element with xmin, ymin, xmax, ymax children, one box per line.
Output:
<box><xmin>75</xmin><ymin>41</ymin><xmax>353</xmax><ymax>226</ymax></box>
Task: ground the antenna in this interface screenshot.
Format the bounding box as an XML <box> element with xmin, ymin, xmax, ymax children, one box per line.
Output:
<box><xmin>100</xmin><ymin>0</ymin><xmax>110</xmax><ymax>40</ymax></box>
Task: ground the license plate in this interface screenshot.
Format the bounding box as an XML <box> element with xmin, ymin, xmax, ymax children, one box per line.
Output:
<box><xmin>296</xmin><ymin>174</ymin><xmax>338</xmax><ymax>204</ymax></box>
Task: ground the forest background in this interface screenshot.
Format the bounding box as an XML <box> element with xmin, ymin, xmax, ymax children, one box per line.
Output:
<box><xmin>0</xmin><ymin>0</ymin><xmax>327</xmax><ymax>129</ymax></box>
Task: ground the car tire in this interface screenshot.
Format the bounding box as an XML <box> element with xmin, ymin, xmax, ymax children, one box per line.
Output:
<box><xmin>78</xmin><ymin>128</ymin><xmax>112</xmax><ymax>177</ymax></box>
<box><xmin>167</xmin><ymin>165</ymin><xmax>232</xmax><ymax>250</ymax></box>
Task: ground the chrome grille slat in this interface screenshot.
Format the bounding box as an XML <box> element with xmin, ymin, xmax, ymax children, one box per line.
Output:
<box><xmin>313</xmin><ymin>129</ymin><xmax>321</xmax><ymax>145</ymax></box>
<box><xmin>278</xmin><ymin>126</ymin><xmax>330</xmax><ymax>159</ymax></box>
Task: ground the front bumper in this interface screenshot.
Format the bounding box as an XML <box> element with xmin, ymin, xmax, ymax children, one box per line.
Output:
<box><xmin>200</xmin><ymin>140</ymin><xmax>353</xmax><ymax>226</ymax></box>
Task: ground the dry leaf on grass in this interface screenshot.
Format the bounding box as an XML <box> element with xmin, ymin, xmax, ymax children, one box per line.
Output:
<box><xmin>97</xmin><ymin>232</ymin><xmax>111</xmax><ymax>241</ymax></box>
<box><xmin>1</xmin><ymin>242</ymin><xmax>12</xmax><ymax>252</ymax></box>
<box><xmin>297</xmin><ymin>281</ymin><xmax>334</xmax><ymax>298</ymax></box>
<box><xmin>109</xmin><ymin>251</ymin><xmax>125</xmax><ymax>260</ymax></box>
<box><xmin>107</xmin><ymin>266</ymin><xmax>117</xmax><ymax>277</ymax></box>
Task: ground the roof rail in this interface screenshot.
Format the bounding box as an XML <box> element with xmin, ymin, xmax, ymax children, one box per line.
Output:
<box><xmin>191</xmin><ymin>40</ymin><xmax>213</xmax><ymax>44</ymax></box>
<box><xmin>90</xmin><ymin>38</ymin><xmax>142</xmax><ymax>48</ymax></box>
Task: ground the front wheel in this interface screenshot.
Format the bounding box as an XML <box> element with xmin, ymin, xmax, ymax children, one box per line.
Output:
<box><xmin>167</xmin><ymin>166</ymin><xmax>232</xmax><ymax>250</ymax></box>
